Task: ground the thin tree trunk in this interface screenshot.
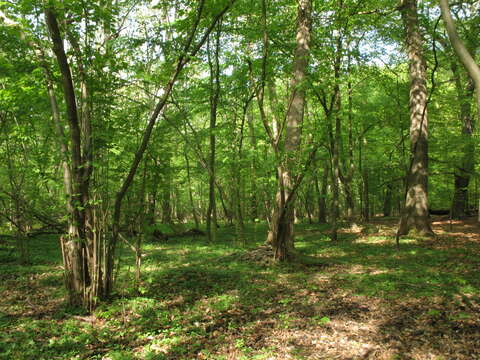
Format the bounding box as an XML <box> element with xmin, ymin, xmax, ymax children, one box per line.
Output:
<box><xmin>233</xmin><ymin>99</ymin><xmax>250</xmax><ymax>244</ymax></box>
<box><xmin>329</xmin><ymin>109</ymin><xmax>340</xmax><ymax>240</ymax></box>
<box><xmin>145</xmin><ymin>156</ymin><xmax>159</xmax><ymax>226</ymax></box>
<box><xmin>206</xmin><ymin>26</ymin><xmax>221</xmax><ymax>241</ymax></box>
<box><xmin>358</xmin><ymin>136</ymin><xmax>369</xmax><ymax>222</ymax></box>
<box><xmin>161</xmin><ymin>149</ymin><xmax>172</xmax><ymax>224</ymax></box>
<box><xmin>184</xmin><ymin>149</ymin><xmax>199</xmax><ymax>228</ymax></box>
<box><xmin>315</xmin><ymin>160</ymin><xmax>328</xmax><ymax>223</ymax></box>
<box><xmin>329</xmin><ymin>30</ymin><xmax>343</xmax><ymax>241</ymax></box>
<box><xmin>305</xmin><ymin>184</ymin><xmax>314</xmax><ymax>224</ymax></box>
<box><xmin>247</xmin><ymin>105</ymin><xmax>258</xmax><ymax>221</ymax></box>
<box><xmin>339</xmin><ymin>46</ymin><xmax>355</xmax><ymax>219</ymax></box>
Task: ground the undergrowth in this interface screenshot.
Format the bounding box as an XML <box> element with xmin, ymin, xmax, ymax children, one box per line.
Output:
<box><xmin>1</xmin><ymin>220</ymin><xmax>479</xmax><ymax>359</ymax></box>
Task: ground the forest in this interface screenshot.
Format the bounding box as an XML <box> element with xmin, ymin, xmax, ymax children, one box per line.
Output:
<box><xmin>1</xmin><ymin>0</ymin><xmax>480</xmax><ymax>359</ymax></box>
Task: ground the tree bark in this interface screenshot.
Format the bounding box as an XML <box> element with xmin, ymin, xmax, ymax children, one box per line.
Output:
<box><xmin>315</xmin><ymin>160</ymin><xmax>328</xmax><ymax>223</ymax></box>
<box><xmin>439</xmin><ymin>0</ymin><xmax>480</xmax><ymax>218</ymax></box>
<box><xmin>339</xmin><ymin>48</ymin><xmax>355</xmax><ymax>219</ymax></box>
<box><xmin>206</xmin><ymin>26</ymin><xmax>221</xmax><ymax>241</ymax></box>
<box><xmin>161</xmin><ymin>148</ymin><xmax>173</xmax><ymax>224</ymax></box>
<box><xmin>45</xmin><ymin>8</ymin><xmax>92</xmax><ymax>308</ymax></box>
<box><xmin>329</xmin><ymin>30</ymin><xmax>343</xmax><ymax>241</ymax></box>
<box><xmin>247</xmin><ymin>104</ymin><xmax>258</xmax><ymax>221</ymax></box>
<box><xmin>451</xmin><ymin>66</ymin><xmax>475</xmax><ymax>218</ymax></box>
<box><xmin>184</xmin><ymin>149</ymin><xmax>199</xmax><ymax>228</ymax></box>
<box><xmin>383</xmin><ymin>182</ymin><xmax>393</xmax><ymax>217</ymax></box>
<box><xmin>396</xmin><ymin>0</ymin><xmax>434</xmax><ymax>241</ymax></box>
<box><xmin>271</xmin><ymin>0</ymin><xmax>312</xmax><ymax>261</ymax></box>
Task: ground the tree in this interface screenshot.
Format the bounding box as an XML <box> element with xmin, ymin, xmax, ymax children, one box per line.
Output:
<box><xmin>439</xmin><ymin>0</ymin><xmax>480</xmax><ymax>114</ymax></box>
<box><xmin>439</xmin><ymin>0</ymin><xmax>480</xmax><ymax>219</ymax></box>
<box><xmin>43</xmin><ymin>0</ymin><xmax>237</xmax><ymax>309</ymax></box>
<box><xmin>396</xmin><ymin>0</ymin><xmax>435</xmax><ymax>243</ymax></box>
<box><xmin>206</xmin><ymin>25</ymin><xmax>221</xmax><ymax>242</ymax></box>
<box><xmin>269</xmin><ymin>0</ymin><xmax>312</xmax><ymax>261</ymax></box>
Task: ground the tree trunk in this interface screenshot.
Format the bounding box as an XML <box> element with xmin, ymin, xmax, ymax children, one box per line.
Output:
<box><xmin>383</xmin><ymin>182</ymin><xmax>393</xmax><ymax>217</ymax></box>
<box><xmin>396</xmin><ymin>0</ymin><xmax>434</xmax><ymax>241</ymax></box>
<box><xmin>45</xmin><ymin>8</ymin><xmax>94</xmax><ymax>308</ymax></box>
<box><xmin>362</xmin><ymin>168</ymin><xmax>369</xmax><ymax>222</ymax></box>
<box><xmin>358</xmin><ymin>136</ymin><xmax>369</xmax><ymax>222</ymax></box>
<box><xmin>439</xmin><ymin>0</ymin><xmax>480</xmax><ymax>218</ymax></box>
<box><xmin>340</xmin><ymin>49</ymin><xmax>355</xmax><ymax>219</ymax></box>
<box><xmin>233</xmin><ymin>100</ymin><xmax>250</xmax><ymax>244</ymax></box>
<box><xmin>315</xmin><ymin>160</ymin><xmax>328</xmax><ymax>223</ymax></box>
<box><xmin>233</xmin><ymin>165</ymin><xmax>246</xmax><ymax>244</ymax></box>
<box><xmin>271</xmin><ymin>0</ymin><xmax>311</xmax><ymax>260</ymax></box>
<box><xmin>451</xmin><ymin>71</ymin><xmax>475</xmax><ymax>218</ymax></box>
<box><xmin>330</xmin><ymin>154</ymin><xmax>340</xmax><ymax>240</ymax></box>
<box><xmin>206</xmin><ymin>27</ymin><xmax>221</xmax><ymax>241</ymax></box>
<box><xmin>184</xmin><ymin>149</ymin><xmax>199</xmax><ymax>228</ymax></box>
<box><xmin>145</xmin><ymin>156</ymin><xmax>159</xmax><ymax>225</ymax></box>
<box><xmin>304</xmin><ymin>184</ymin><xmax>314</xmax><ymax>224</ymax></box>
<box><xmin>161</xmin><ymin>149</ymin><xmax>172</xmax><ymax>224</ymax></box>
<box><xmin>439</xmin><ymin>0</ymin><xmax>480</xmax><ymax>116</ymax></box>
<box><xmin>247</xmin><ymin>105</ymin><xmax>258</xmax><ymax>221</ymax></box>
<box><xmin>329</xmin><ymin>31</ymin><xmax>343</xmax><ymax>241</ymax></box>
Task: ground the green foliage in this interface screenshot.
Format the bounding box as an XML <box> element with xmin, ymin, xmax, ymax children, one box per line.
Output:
<box><xmin>1</xmin><ymin>1</ymin><xmax>480</xmax><ymax>357</ymax></box>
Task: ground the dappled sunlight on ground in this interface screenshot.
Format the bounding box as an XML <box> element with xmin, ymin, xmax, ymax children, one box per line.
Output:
<box><xmin>1</xmin><ymin>220</ymin><xmax>479</xmax><ymax>359</ymax></box>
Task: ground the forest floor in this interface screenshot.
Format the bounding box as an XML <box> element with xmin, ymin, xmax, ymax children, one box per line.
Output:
<box><xmin>1</xmin><ymin>216</ymin><xmax>480</xmax><ymax>360</ymax></box>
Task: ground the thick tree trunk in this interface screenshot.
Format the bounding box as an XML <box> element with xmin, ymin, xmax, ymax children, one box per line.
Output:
<box><xmin>396</xmin><ymin>0</ymin><xmax>434</xmax><ymax>241</ymax></box>
<box><xmin>271</xmin><ymin>0</ymin><xmax>311</xmax><ymax>260</ymax></box>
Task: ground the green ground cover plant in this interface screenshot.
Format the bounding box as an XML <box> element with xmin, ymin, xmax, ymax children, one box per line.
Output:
<box><xmin>1</xmin><ymin>219</ymin><xmax>479</xmax><ymax>359</ymax></box>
